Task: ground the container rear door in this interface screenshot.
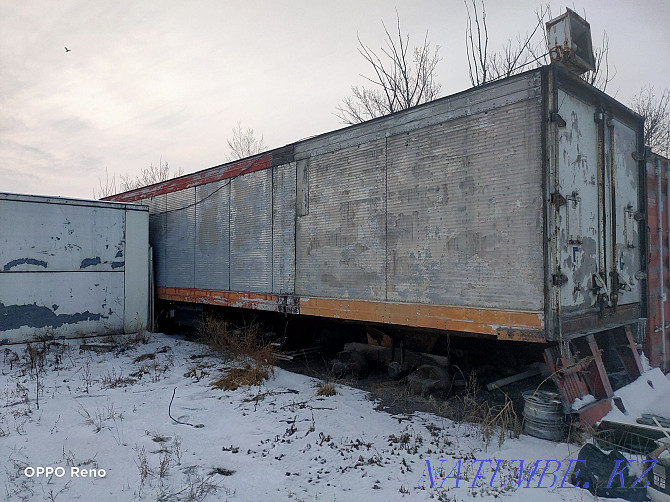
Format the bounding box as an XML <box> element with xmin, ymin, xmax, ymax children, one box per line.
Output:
<box><xmin>555</xmin><ymin>89</ymin><xmax>602</xmax><ymax>313</ymax></box>
<box><xmin>610</xmin><ymin>117</ymin><xmax>643</xmax><ymax>308</ymax></box>
<box><xmin>553</xmin><ymin>86</ymin><xmax>643</xmax><ymax>334</ymax></box>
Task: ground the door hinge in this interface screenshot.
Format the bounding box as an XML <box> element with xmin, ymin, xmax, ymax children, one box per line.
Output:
<box><xmin>550</xmin><ymin>112</ymin><xmax>567</xmax><ymax>127</ymax></box>
<box><xmin>592</xmin><ymin>272</ymin><xmax>607</xmax><ymax>292</ymax></box>
<box><xmin>615</xmin><ymin>272</ymin><xmax>632</xmax><ymax>292</ymax></box>
<box><xmin>552</xmin><ymin>273</ymin><xmax>568</xmax><ymax>286</ymax></box>
<box><xmin>550</xmin><ymin>192</ymin><xmax>567</xmax><ymax>207</ymax></box>
<box><xmin>632</xmin><ymin>151</ymin><xmax>645</xmax><ymax>162</ymax></box>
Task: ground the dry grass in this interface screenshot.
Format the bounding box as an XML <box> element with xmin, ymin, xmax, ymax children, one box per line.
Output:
<box><xmin>199</xmin><ymin>316</ymin><xmax>276</xmax><ymax>390</ymax></box>
<box><xmin>133</xmin><ymin>353</ymin><xmax>156</xmax><ymax>363</ymax></box>
<box><xmin>315</xmin><ymin>382</ymin><xmax>337</xmax><ymax>397</ymax></box>
<box><xmin>211</xmin><ymin>365</ymin><xmax>271</xmax><ymax>391</ymax></box>
<box><xmin>458</xmin><ymin>373</ymin><xmax>522</xmax><ymax>448</ymax></box>
<box><xmin>101</xmin><ymin>369</ymin><xmax>136</xmax><ymax>389</ymax></box>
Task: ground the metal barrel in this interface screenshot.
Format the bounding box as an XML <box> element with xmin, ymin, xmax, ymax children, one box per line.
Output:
<box><xmin>522</xmin><ymin>390</ymin><xmax>565</xmax><ymax>441</ymax></box>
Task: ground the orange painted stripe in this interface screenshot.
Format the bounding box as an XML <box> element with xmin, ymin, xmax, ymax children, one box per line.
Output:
<box><xmin>157</xmin><ymin>287</ymin><xmax>545</xmax><ymax>341</ymax></box>
<box><xmin>158</xmin><ymin>287</ymin><xmax>278</xmax><ymax>311</ymax></box>
<box><xmin>298</xmin><ymin>297</ymin><xmax>544</xmax><ymax>338</ymax></box>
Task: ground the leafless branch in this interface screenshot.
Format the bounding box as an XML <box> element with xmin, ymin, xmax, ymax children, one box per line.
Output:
<box><xmin>579</xmin><ymin>30</ymin><xmax>615</xmax><ymax>93</ymax></box>
<box><xmin>94</xmin><ymin>167</ymin><xmax>117</xmax><ymax>199</ymax></box>
<box><xmin>465</xmin><ymin>4</ymin><xmax>613</xmax><ymax>94</ymax></box>
<box><xmin>631</xmin><ymin>86</ymin><xmax>670</xmax><ymax>157</ymax></box>
<box><xmin>119</xmin><ymin>158</ymin><xmax>183</xmax><ymax>192</ymax></box>
<box><xmin>94</xmin><ymin>159</ymin><xmax>183</xmax><ymax>199</ymax></box>
<box><xmin>466</xmin><ymin>2</ymin><xmax>552</xmax><ymax>85</ymax></box>
<box><xmin>336</xmin><ymin>11</ymin><xmax>441</xmax><ymax>124</ymax></box>
<box><xmin>227</xmin><ymin>121</ymin><xmax>267</xmax><ymax>160</ymax></box>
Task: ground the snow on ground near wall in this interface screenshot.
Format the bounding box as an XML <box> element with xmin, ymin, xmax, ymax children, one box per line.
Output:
<box><xmin>0</xmin><ymin>333</ymin><xmax>604</xmax><ymax>501</ymax></box>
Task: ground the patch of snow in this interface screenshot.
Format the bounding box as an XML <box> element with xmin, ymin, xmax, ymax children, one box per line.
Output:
<box><xmin>603</xmin><ymin>367</ymin><xmax>670</xmax><ymax>426</ymax></box>
<box><xmin>571</xmin><ymin>394</ymin><xmax>596</xmax><ymax>411</ymax></box>
<box><xmin>0</xmin><ymin>333</ymin><xmax>596</xmax><ymax>501</ymax></box>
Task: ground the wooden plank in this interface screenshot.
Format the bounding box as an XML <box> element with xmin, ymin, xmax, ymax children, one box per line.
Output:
<box><xmin>486</xmin><ymin>364</ymin><xmax>543</xmax><ymax>391</ymax></box>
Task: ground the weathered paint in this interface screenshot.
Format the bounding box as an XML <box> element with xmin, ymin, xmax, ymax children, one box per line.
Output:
<box><xmin>124</xmin><ymin>209</ymin><xmax>150</xmax><ymax>332</ymax></box>
<box><xmin>384</xmin><ymin>97</ymin><xmax>544</xmax><ymax>309</ymax></box>
<box><xmin>0</xmin><ymin>271</ymin><xmax>124</xmax><ymax>342</ymax></box>
<box><xmin>156</xmin><ymin>287</ymin><xmax>545</xmax><ymax>341</ymax></box>
<box><xmin>548</xmin><ymin>70</ymin><xmax>646</xmax><ymax>340</ymax></box>
<box><xmin>0</xmin><ymin>193</ymin><xmax>149</xmax><ymax>343</ymax></box>
<box><xmin>296</xmin><ymin>139</ymin><xmax>387</xmax><ymax>300</ymax></box>
<box><xmin>4</xmin><ymin>258</ymin><xmax>47</xmax><ymax>271</ymax></box>
<box><xmin>612</xmin><ymin>117</ymin><xmax>642</xmax><ymax>307</ymax></box>
<box><xmin>0</xmin><ymin>197</ymin><xmax>126</xmax><ymax>273</ymax></box>
<box><xmin>106</xmin><ymin>66</ymin><xmax>645</xmax><ymax>344</ymax></box>
<box><xmin>103</xmin><ymin>154</ymin><xmax>274</xmax><ymax>203</ymax></box>
<box><xmin>0</xmin><ymin>302</ymin><xmax>104</xmax><ymax>332</ymax></box>
<box><xmin>555</xmin><ymin>89</ymin><xmax>602</xmax><ymax>311</ymax></box>
<box><xmin>298</xmin><ymin>297</ymin><xmax>545</xmax><ymax>340</ymax></box>
<box><xmin>157</xmin><ymin>287</ymin><xmax>278</xmax><ymax>311</ymax></box>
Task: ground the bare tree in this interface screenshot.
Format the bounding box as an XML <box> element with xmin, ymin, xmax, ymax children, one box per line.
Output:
<box><xmin>336</xmin><ymin>12</ymin><xmax>442</xmax><ymax>124</ymax></box>
<box><xmin>119</xmin><ymin>159</ymin><xmax>183</xmax><ymax>192</ymax></box>
<box><xmin>464</xmin><ymin>0</ymin><xmax>490</xmax><ymax>86</ymax></box>
<box><xmin>465</xmin><ymin>2</ymin><xmax>613</xmax><ymax>92</ymax></box>
<box><xmin>227</xmin><ymin>121</ymin><xmax>267</xmax><ymax>160</ymax></box>
<box><xmin>631</xmin><ymin>86</ymin><xmax>670</xmax><ymax>157</ymax></box>
<box><xmin>95</xmin><ymin>167</ymin><xmax>118</xmax><ymax>199</ymax></box>
<box><xmin>580</xmin><ymin>31</ymin><xmax>615</xmax><ymax>93</ymax></box>
<box><xmin>94</xmin><ymin>158</ymin><xmax>183</xmax><ymax>199</ymax></box>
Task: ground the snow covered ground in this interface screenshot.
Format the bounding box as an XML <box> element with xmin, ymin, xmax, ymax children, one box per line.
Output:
<box><xmin>0</xmin><ymin>332</ymin><xmax>633</xmax><ymax>501</ymax></box>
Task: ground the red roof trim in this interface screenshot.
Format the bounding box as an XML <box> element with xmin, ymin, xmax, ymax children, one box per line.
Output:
<box><xmin>103</xmin><ymin>153</ymin><xmax>273</xmax><ymax>202</ymax></box>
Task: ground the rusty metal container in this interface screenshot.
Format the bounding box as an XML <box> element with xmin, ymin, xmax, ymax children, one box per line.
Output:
<box><xmin>523</xmin><ymin>390</ymin><xmax>565</xmax><ymax>441</ymax></box>
<box><xmin>645</xmin><ymin>152</ymin><xmax>670</xmax><ymax>370</ymax></box>
<box><xmin>546</xmin><ymin>8</ymin><xmax>595</xmax><ymax>74</ymax></box>
<box><xmin>0</xmin><ymin>193</ymin><xmax>150</xmax><ymax>343</ymax></box>
<box><xmin>106</xmin><ymin>64</ymin><xmax>646</xmax><ymax>346</ymax></box>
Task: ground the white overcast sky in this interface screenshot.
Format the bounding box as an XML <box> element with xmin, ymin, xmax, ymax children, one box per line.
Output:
<box><xmin>1</xmin><ymin>0</ymin><xmax>669</xmax><ymax>199</ymax></box>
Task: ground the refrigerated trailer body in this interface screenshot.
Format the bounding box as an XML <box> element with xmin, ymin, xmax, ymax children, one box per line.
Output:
<box><xmin>106</xmin><ymin>65</ymin><xmax>647</xmax><ymax>345</ymax></box>
<box><xmin>0</xmin><ymin>193</ymin><xmax>150</xmax><ymax>343</ymax></box>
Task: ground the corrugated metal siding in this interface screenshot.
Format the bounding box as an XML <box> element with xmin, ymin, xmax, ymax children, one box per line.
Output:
<box><xmin>272</xmin><ymin>162</ymin><xmax>296</xmax><ymax>294</ymax></box>
<box><xmin>230</xmin><ymin>168</ymin><xmax>272</xmax><ymax>292</ymax></box>
<box><xmin>146</xmin><ymin>195</ymin><xmax>167</xmax><ymax>287</ymax></box>
<box><xmin>296</xmin><ymin>140</ymin><xmax>387</xmax><ymax>300</ymax></box>
<box><xmin>165</xmin><ymin>188</ymin><xmax>195</xmax><ymax>288</ymax></box>
<box><xmin>195</xmin><ymin>181</ymin><xmax>230</xmax><ymax>291</ymax></box>
<box><xmin>294</xmin><ymin>72</ymin><xmax>543</xmax><ymax>160</ymax></box>
<box><xmin>387</xmin><ymin>98</ymin><xmax>544</xmax><ymax>309</ymax></box>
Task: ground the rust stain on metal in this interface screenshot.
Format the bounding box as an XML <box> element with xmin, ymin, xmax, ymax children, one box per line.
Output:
<box><xmin>157</xmin><ymin>287</ymin><xmax>278</xmax><ymax>311</ymax></box>
<box><xmin>496</xmin><ymin>329</ymin><xmax>546</xmax><ymax>343</ymax></box>
<box><xmin>106</xmin><ymin>154</ymin><xmax>274</xmax><ymax>202</ymax></box>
